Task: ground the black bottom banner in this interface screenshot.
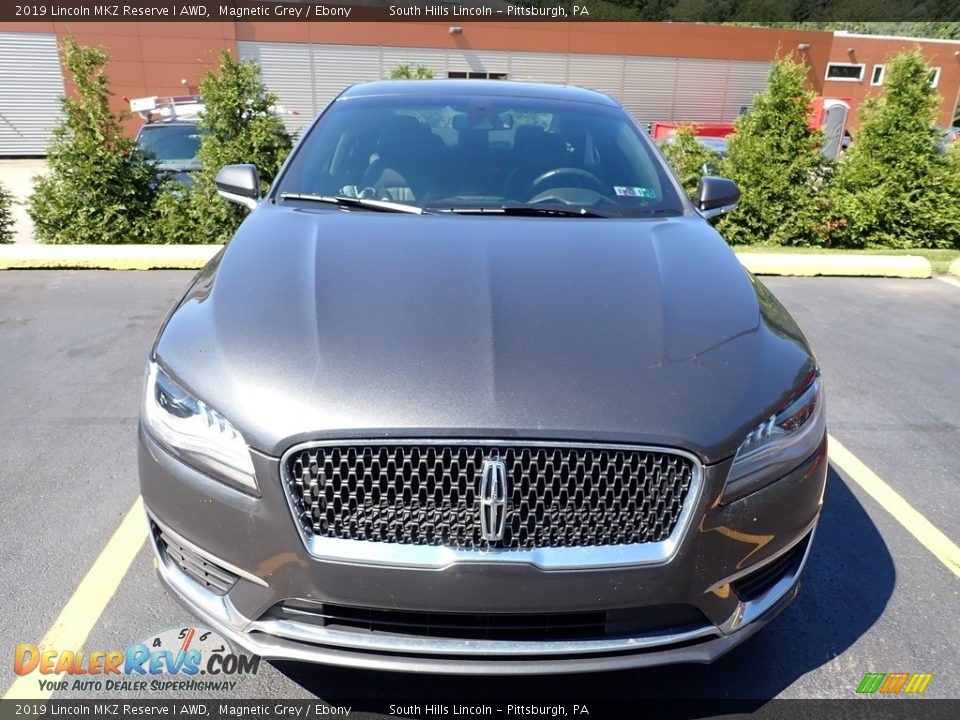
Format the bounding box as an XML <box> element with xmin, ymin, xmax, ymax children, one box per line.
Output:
<box><xmin>1</xmin><ymin>700</ymin><xmax>959</xmax><ymax>720</ymax></box>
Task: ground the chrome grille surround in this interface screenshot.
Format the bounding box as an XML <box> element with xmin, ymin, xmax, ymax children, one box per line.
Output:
<box><xmin>280</xmin><ymin>440</ymin><xmax>703</xmax><ymax>570</ymax></box>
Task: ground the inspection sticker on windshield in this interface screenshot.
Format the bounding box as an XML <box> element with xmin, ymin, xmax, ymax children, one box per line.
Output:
<box><xmin>614</xmin><ymin>186</ymin><xmax>658</xmax><ymax>199</ymax></box>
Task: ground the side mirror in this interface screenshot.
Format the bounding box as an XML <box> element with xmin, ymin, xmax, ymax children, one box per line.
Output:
<box><xmin>696</xmin><ymin>176</ymin><xmax>740</xmax><ymax>220</ymax></box>
<box><xmin>215</xmin><ymin>164</ymin><xmax>260</xmax><ymax>210</ymax></box>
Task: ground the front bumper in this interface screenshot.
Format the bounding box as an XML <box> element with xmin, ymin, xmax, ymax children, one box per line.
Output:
<box><xmin>139</xmin><ymin>427</ymin><xmax>827</xmax><ymax>674</ymax></box>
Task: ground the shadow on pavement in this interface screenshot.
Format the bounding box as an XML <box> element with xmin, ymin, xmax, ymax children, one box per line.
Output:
<box><xmin>273</xmin><ymin>466</ymin><xmax>894</xmax><ymax>706</ymax></box>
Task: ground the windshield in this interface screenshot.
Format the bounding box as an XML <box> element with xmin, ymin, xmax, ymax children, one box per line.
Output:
<box><xmin>277</xmin><ymin>92</ymin><xmax>685</xmax><ymax>217</ymax></box>
<box><xmin>137</xmin><ymin>123</ymin><xmax>201</xmax><ymax>170</ymax></box>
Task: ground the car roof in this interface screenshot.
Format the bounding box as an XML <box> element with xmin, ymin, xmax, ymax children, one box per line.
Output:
<box><xmin>139</xmin><ymin>119</ymin><xmax>198</xmax><ymax>128</ymax></box>
<box><xmin>338</xmin><ymin>79</ymin><xmax>621</xmax><ymax>107</ymax></box>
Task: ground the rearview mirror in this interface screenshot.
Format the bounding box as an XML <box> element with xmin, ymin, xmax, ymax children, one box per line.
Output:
<box><xmin>696</xmin><ymin>176</ymin><xmax>740</xmax><ymax>220</ymax></box>
<box><xmin>215</xmin><ymin>164</ymin><xmax>260</xmax><ymax>210</ymax></box>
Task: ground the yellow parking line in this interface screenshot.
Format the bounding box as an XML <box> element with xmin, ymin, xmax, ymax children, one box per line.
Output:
<box><xmin>828</xmin><ymin>434</ymin><xmax>960</xmax><ymax>579</ymax></box>
<box><xmin>4</xmin><ymin>436</ymin><xmax>957</xmax><ymax>701</ymax></box>
<box><xmin>935</xmin><ymin>276</ymin><xmax>960</xmax><ymax>289</ymax></box>
<box><xmin>3</xmin><ymin>496</ymin><xmax>147</xmax><ymax>700</ymax></box>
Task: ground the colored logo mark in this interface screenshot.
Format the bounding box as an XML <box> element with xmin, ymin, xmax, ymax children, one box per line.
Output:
<box><xmin>857</xmin><ymin>672</ymin><xmax>933</xmax><ymax>695</ymax></box>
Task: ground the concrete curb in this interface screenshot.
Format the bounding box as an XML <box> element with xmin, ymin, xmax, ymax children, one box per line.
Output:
<box><xmin>736</xmin><ymin>253</ymin><xmax>931</xmax><ymax>279</ymax></box>
<box><xmin>0</xmin><ymin>244</ymin><xmax>220</xmax><ymax>270</ymax></box>
<box><xmin>949</xmin><ymin>258</ymin><xmax>960</xmax><ymax>277</ymax></box>
<box><xmin>0</xmin><ymin>245</ymin><xmax>934</xmax><ymax>278</ymax></box>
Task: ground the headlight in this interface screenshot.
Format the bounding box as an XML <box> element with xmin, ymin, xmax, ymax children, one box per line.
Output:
<box><xmin>723</xmin><ymin>373</ymin><xmax>825</xmax><ymax>503</ymax></box>
<box><xmin>142</xmin><ymin>361</ymin><xmax>258</xmax><ymax>494</ymax></box>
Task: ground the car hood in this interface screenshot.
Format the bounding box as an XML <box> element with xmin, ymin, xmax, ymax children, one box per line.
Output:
<box><xmin>155</xmin><ymin>206</ymin><xmax>815</xmax><ymax>463</ymax></box>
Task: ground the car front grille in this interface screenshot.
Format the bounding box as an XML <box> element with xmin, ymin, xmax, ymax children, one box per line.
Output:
<box><xmin>286</xmin><ymin>442</ymin><xmax>695</xmax><ymax>550</ymax></box>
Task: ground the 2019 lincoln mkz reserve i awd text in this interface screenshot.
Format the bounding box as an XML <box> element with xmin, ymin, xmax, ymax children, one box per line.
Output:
<box><xmin>138</xmin><ymin>80</ymin><xmax>827</xmax><ymax>674</ymax></box>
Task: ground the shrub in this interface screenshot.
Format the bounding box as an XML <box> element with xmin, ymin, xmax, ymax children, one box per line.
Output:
<box><xmin>716</xmin><ymin>55</ymin><xmax>830</xmax><ymax>247</ymax></box>
<box><xmin>827</xmin><ymin>50</ymin><xmax>960</xmax><ymax>249</ymax></box>
<box><xmin>659</xmin><ymin>126</ymin><xmax>722</xmax><ymax>200</ymax></box>
<box><xmin>0</xmin><ymin>182</ymin><xmax>13</xmax><ymax>243</ymax></box>
<box><xmin>28</xmin><ymin>38</ymin><xmax>161</xmax><ymax>244</ymax></box>
<box><xmin>154</xmin><ymin>51</ymin><xmax>293</xmax><ymax>244</ymax></box>
<box><xmin>390</xmin><ymin>64</ymin><xmax>435</xmax><ymax>80</ymax></box>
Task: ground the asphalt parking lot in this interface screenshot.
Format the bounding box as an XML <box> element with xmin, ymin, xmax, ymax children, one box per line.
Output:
<box><xmin>1</xmin><ymin>271</ymin><xmax>958</xmax><ymax>708</ymax></box>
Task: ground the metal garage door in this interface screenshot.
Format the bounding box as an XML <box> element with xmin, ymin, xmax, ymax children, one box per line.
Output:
<box><xmin>0</xmin><ymin>32</ymin><xmax>64</xmax><ymax>156</ymax></box>
<box><xmin>235</xmin><ymin>41</ymin><xmax>313</xmax><ymax>135</ymax></box>
<box><xmin>311</xmin><ymin>44</ymin><xmax>383</xmax><ymax>116</ymax></box>
<box><xmin>239</xmin><ymin>41</ymin><xmax>771</xmax><ymax>128</ymax></box>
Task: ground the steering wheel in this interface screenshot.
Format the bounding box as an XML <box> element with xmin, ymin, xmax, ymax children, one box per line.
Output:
<box><xmin>527</xmin><ymin>168</ymin><xmax>605</xmax><ymax>197</ymax></box>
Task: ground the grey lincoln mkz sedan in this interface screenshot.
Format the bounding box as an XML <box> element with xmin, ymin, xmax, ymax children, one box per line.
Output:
<box><xmin>139</xmin><ymin>80</ymin><xmax>827</xmax><ymax>674</ymax></box>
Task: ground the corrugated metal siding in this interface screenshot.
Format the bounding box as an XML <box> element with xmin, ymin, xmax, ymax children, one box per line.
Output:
<box><xmin>237</xmin><ymin>41</ymin><xmax>313</xmax><ymax>134</ymax></box>
<box><xmin>673</xmin><ymin>59</ymin><xmax>729</xmax><ymax>122</ymax></box>
<box><xmin>381</xmin><ymin>47</ymin><xmax>445</xmax><ymax>79</ymax></box>
<box><xmin>723</xmin><ymin>60</ymin><xmax>771</xmax><ymax>121</ymax></box>
<box><xmin>568</xmin><ymin>54</ymin><xmax>624</xmax><ymax>100</ymax></box>
<box><xmin>241</xmin><ymin>41</ymin><xmax>770</xmax><ymax>128</ymax></box>
<box><xmin>447</xmin><ymin>50</ymin><xmax>510</xmax><ymax>75</ymax></box>
<box><xmin>312</xmin><ymin>44</ymin><xmax>381</xmax><ymax>114</ymax></box>
<box><xmin>621</xmin><ymin>58</ymin><xmax>678</xmax><ymax>125</ymax></box>
<box><xmin>0</xmin><ymin>32</ymin><xmax>64</xmax><ymax>156</ymax></box>
<box><xmin>508</xmin><ymin>52</ymin><xmax>568</xmax><ymax>84</ymax></box>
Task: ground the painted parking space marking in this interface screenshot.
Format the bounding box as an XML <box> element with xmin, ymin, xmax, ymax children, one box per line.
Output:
<box><xmin>935</xmin><ymin>275</ymin><xmax>960</xmax><ymax>289</ymax></box>
<box><xmin>3</xmin><ymin>496</ymin><xmax>147</xmax><ymax>700</ymax></box>
<box><xmin>829</xmin><ymin>433</ymin><xmax>960</xmax><ymax>579</ymax></box>
<box><xmin>4</xmin><ymin>433</ymin><xmax>958</xmax><ymax>700</ymax></box>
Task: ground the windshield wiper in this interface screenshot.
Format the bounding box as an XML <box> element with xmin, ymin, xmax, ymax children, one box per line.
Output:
<box><xmin>279</xmin><ymin>193</ymin><xmax>426</xmax><ymax>215</ymax></box>
<box><xmin>443</xmin><ymin>204</ymin><xmax>615</xmax><ymax>218</ymax></box>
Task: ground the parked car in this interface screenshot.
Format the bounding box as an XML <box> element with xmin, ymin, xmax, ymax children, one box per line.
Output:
<box><xmin>139</xmin><ymin>80</ymin><xmax>826</xmax><ymax>674</ymax></box>
<box><xmin>657</xmin><ymin>135</ymin><xmax>728</xmax><ymax>158</ymax></box>
<box><xmin>658</xmin><ymin>134</ymin><xmax>729</xmax><ymax>158</ymax></box>
<box><xmin>135</xmin><ymin>119</ymin><xmax>201</xmax><ymax>187</ymax></box>
<box><xmin>938</xmin><ymin>126</ymin><xmax>960</xmax><ymax>152</ymax></box>
<box><xmin>131</xmin><ymin>96</ymin><xmax>204</xmax><ymax>187</ymax></box>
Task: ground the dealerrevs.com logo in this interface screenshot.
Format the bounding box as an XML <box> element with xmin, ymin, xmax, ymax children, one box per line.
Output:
<box><xmin>14</xmin><ymin>627</ymin><xmax>260</xmax><ymax>693</ymax></box>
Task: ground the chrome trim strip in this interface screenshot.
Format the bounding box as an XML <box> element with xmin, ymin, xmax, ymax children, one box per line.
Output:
<box><xmin>149</xmin><ymin>515</ymin><xmax>724</xmax><ymax>659</ymax></box>
<box><xmin>249</xmin><ymin>617</ymin><xmax>720</xmax><ymax>658</ymax></box>
<box><xmin>699</xmin><ymin>203</ymin><xmax>738</xmax><ymax>220</ymax></box>
<box><xmin>278</xmin><ymin>438</ymin><xmax>704</xmax><ymax>571</ymax></box>
<box><xmin>154</xmin><ymin>538</ymin><xmax>727</xmax><ymax>664</ymax></box>
<box><xmin>720</xmin><ymin>522</ymin><xmax>817</xmax><ymax>634</ymax></box>
<box><xmin>147</xmin><ymin>510</ymin><xmax>269</xmax><ymax>588</ymax></box>
<box><xmin>706</xmin><ymin>515</ymin><xmax>819</xmax><ymax>592</ymax></box>
<box><xmin>148</xmin><ymin>517</ymin><xmax>255</xmax><ymax>633</ymax></box>
<box><xmin>740</xmin><ymin>522</ymin><xmax>816</xmax><ymax>627</ymax></box>
<box><xmin>216</xmin><ymin>189</ymin><xmax>259</xmax><ymax>211</ymax></box>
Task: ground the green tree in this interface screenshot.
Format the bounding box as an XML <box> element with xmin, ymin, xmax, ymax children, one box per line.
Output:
<box><xmin>390</xmin><ymin>64</ymin><xmax>435</xmax><ymax>80</ymax></box>
<box><xmin>0</xmin><ymin>182</ymin><xmax>13</xmax><ymax>243</ymax></box>
<box><xmin>157</xmin><ymin>51</ymin><xmax>293</xmax><ymax>244</ymax></box>
<box><xmin>828</xmin><ymin>50</ymin><xmax>960</xmax><ymax>249</ymax></box>
<box><xmin>28</xmin><ymin>38</ymin><xmax>161</xmax><ymax>244</ymax></box>
<box><xmin>659</xmin><ymin>126</ymin><xmax>722</xmax><ymax>199</ymax></box>
<box><xmin>716</xmin><ymin>55</ymin><xmax>829</xmax><ymax>246</ymax></box>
